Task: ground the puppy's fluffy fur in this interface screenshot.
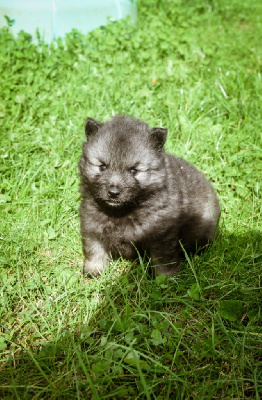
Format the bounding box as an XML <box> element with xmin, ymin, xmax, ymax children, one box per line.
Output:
<box><xmin>79</xmin><ymin>115</ymin><xmax>220</xmax><ymax>277</ymax></box>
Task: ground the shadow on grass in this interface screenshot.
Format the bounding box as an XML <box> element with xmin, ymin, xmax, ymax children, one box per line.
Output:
<box><xmin>1</xmin><ymin>230</ymin><xmax>261</xmax><ymax>399</ymax></box>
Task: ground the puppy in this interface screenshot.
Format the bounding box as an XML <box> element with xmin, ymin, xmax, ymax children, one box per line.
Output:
<box><xmin>79</xmin><ymin>115</ymin><xmax>220</xmax><ymax>277</ymax></box>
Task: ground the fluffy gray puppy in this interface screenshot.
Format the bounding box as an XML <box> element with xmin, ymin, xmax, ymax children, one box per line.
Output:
<box><xmin>79</xmin><ymin>115</ymin><xmax>220</xmax><ymax>277</ymax></box>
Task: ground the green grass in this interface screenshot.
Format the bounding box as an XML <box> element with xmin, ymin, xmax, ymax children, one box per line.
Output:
<box><xmin>0</xmin><ymin>0</ymin><xmax>261</xmax><ymax>398</ymax></box>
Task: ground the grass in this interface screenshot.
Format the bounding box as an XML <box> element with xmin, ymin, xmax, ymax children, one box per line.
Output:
<box><xmin>0</xmin><ymin>0</ymin><xmax>261</xmax><ymax>398</ymax></box>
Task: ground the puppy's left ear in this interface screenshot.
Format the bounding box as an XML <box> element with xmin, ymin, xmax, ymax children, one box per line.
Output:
<box><xmin>85</xmin><ymin>117</ymin><xmax>103</xmax><ymax>138</ymax></box>
<box><xmin>150</xmin><ymin>127</ymin><xmax>167</xmax><ymax>149</ymax></box>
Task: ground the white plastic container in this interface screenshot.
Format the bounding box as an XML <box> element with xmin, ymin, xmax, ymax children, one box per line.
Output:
<box><xmin>0</xmin><ymin>0</ymin><xmax>136</xmax><ymax>42</ymax></box>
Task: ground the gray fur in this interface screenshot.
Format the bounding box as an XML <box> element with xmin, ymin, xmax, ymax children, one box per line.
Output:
<box><xmin>79</xmin><ymin>115</ymin><xmax>220</xmax><ymax>277</ymax></box>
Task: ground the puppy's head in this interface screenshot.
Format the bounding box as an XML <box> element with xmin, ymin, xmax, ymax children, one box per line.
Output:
<box><xmin>79</xmin><ymin>115</ymin><xmax>167</xmax><ymax>208</ymax></box>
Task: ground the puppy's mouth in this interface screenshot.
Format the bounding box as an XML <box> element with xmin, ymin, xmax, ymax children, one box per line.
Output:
<box><xmin>98</xmin><ymin>188</ymin><xmax>137</xmax><ymax>208</ymax></box>
<box><xmin>105</xmin><ymin>199</ymin><xmax>125</xmax><ymax>208</ymax></box>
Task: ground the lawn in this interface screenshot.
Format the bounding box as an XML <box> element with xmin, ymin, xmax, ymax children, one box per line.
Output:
<box><xmin>0</xmin><ymin>0</ymin><xmax>261</xmax><ymax>398</ymax></box>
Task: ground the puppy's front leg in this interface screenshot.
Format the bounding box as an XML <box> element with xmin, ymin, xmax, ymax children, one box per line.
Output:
<box><xmin>82</xmin><ymin>237</ymin><xmax>110</xmax><ymax>277</ymax></box>
<box><xmin>149</xmin><ymin>242</ymin><xmax>180</xmax><ymax>277</ymax></box>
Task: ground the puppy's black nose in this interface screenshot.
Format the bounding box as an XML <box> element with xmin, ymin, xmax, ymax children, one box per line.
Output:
<box><xmin>108</xmin><ymin>187</ymin><xmax>120</xmax><ymax>198</ymax></box>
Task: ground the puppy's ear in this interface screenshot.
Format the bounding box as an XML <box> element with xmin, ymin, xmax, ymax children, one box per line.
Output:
<box><xmin>85</xmin><ymin>117</ymin><xmax>103</xmax><ymax>138</ymax></box>
<box><xmin>150</xmin><ymin>127</ymin><xmax>167</xmax><ymax>149</ymax></box>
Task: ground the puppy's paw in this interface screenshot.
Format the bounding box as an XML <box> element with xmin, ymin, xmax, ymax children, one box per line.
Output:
<box><xmin>83</xmin><ymin>259</ymin><xmax>106</xmax><ymax>278</ymax></box>
<box><xmin>154</xmin><ymin>263</ymin><xmax>180</xmax><ymax>277</ymax></box>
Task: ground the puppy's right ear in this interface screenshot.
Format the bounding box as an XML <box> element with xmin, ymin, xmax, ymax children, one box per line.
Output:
<box><xmin>150</xmin><ymin>127</ymin><xmax>167</xmax><ymax>149</ymax></box>
<box><xmin>85</xmin><ymin>117</ymin><xmax>103</xmax><ymax>138</ymax></box>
